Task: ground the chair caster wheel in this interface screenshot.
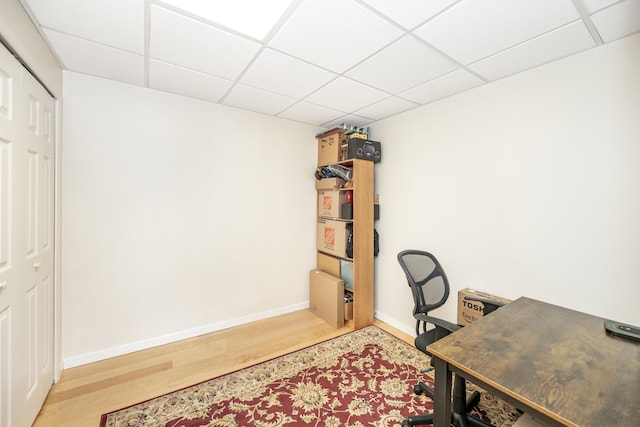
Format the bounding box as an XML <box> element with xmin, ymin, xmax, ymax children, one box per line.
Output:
<box><xmin>413</xmin><ymin>384</ymin><xmax>423</xmax><ymax>395</ymax></box>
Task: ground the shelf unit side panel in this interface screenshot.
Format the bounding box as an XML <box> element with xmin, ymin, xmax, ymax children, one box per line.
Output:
<box><xmin>352</xmin><ymin>160</ymin><xmax>374</xmax><ymax>329</ymax></box>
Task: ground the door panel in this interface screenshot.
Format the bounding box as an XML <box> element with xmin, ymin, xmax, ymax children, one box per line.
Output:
<box><xmin>0</xmin><ymin>42</ymin><xmax>20</xmax><ymax>427</ymax></box>
<box><xmin>41</xmin><ymin>275</ymin><xmax>52</xmax><ymax>376</ymax></box>
<box><xmin>26</xmin><ymin>284</ymin><xmax>38</xmax><ymax>398</ymax></box>
<box><xmin>0</xmin><ymin>139</ymin><xmax>9</xmax><ymax>272</ymax></box>
<box><xmin>0</xmin><ymin>43</ymin><xmax>55</xmax><ymax>427</ymax></box>
<box><xmin>21</xmin><ymin>65</ymin><xmax>55</xmax><ymax>424</ymax></box>
<box><xmin>26</xmin><ymin>149</ymin><xmax>38</xmax><ymax>259</ymax></box>
<box><xmin>0</xmin><ymin>307</ymin><xmax>11</xmax><ymax>427</ymax></box>
<box><xmin>42</xmin><ymin>155</ymin><xmax>52</xmax><ymax>252</ymax></box>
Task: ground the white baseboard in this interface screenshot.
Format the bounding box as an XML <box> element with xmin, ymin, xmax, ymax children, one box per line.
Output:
<box><xmin>374</xmin><ymin>310</ymin><xmax>415</xmax><ymax>337</ymax></box>
<box><xmin>63</xmin><ymin>301</ymin><xmax>310</xmax><ymax>369</ymax></box>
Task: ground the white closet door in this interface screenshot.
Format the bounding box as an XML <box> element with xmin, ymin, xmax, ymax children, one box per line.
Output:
<box><xmin>0</xmin><ymin>44</ymin><xmax>55</xmax><ymax>427</ymax></box>
<box><xmin>0</xmin><ymin>42</ymin><xmax>21</xmax><ymax>427</ymax></box>
<box><xmin>20</xmin><ymin>60</ymin><xmax>55</xmax><ymax>426</ymax></box>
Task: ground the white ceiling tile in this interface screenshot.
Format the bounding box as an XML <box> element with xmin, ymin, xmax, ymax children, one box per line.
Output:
<box><xmin>399</xmin><ymin>69</ymin><xmax>485</xmax><ymax>104</ymax></box>
<box><xmin>361</xmin><ymin>0</ymin><xmax>458</xmax><ymax>29</ymax></box>
<box><xmin>240</xmin><ymin>49</ymin><xmax>337</xmax><ymax>99</ymax></box>
<box><xmin>43</xmin><ymin>29</ymin><xmax>144</xmax><ymax>86</ymax></box>
<box><xmin>278</xmin><ymin>101</ymin><xmax>345</xmax><ymax>126</ymax></box>
<box><xmin>354</xmin><ymin>96</ymin><xmax>419</xmax><ymax>121</ymax></box>
<box><xmin>158</xmin><ymin>0</ymin><xmax>294</xmax><ymax>40</ymax></box>
<box><xmin>346</xmin><ymin>36</ymin><xmax>458</xmax><ymax>94</ymax></box>
<box><xmin>582</xmin><ymin>0</ymin><xmax>619</xmax><ymax>13</ymax></box>
<box><xmin>469</xmin><ymin>21</ymin><xmax>596</xmax><ymax>81</ymax></box>
<box><xmin>24</xmin><ymin>0</ymin><xmax>144</xmax><ymax>54</ymax></box>
<box><xmin>269</xmin><ymin>0</ymin><xmax>404</xmax><ymax>73</ymax></box>
<box><xmin>148</xmin><ymin>60</ymin><xmax>233</xmax><ymax>103</ymax></box>
<box><xmin>305</xmin><ymin>77</ymin><xmax>389</xmax><ymax>113</ymax></box>
<box><xmin>223</xmin><ymin>84</ymin><xmax>298</xmax><ymax>115</ymax></box>
<box><xmin>414</xmin><ymin>0</ymin><xmax>581</xmax><ymax>64</ymax></box>
<box><xmin>591</xmin><ymin>0</ymin><xmax>640</xmax><ymax>42</ymax></box>
<box><xmin>20</xmin><ymin>0</ymin><xmax>638</xmax><ymax>125</ymax></box>
<box><xmin>149</xmin><ymin>5</ymin><xmax>261</xmax><ymax>80</ymax></box>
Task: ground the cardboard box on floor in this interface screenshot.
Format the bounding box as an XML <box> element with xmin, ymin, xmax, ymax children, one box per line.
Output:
<box><xmin>513</xmin><ymin>414</ymin><xmax>550</xmax><ymax>427</ymax></box>
<box><xmin>457</xmin><ymin>288</ymin><xmax>512</xmax><ymax>326</ymax></box>
<box><xmin>309</xmin><ymin>269</ymin><xmax>344</xmax><ymax>328</ymax></box>
<box><xmin>316</xmin><ymin>253</ymin><xmax>354</xmax><ymax>322</ymax></box>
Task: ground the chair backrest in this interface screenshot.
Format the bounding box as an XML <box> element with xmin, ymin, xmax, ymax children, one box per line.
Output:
<box><xmin>398</xmin><ymin>250</ymin><xmax>450</xmax><ymax>334</ymax></box>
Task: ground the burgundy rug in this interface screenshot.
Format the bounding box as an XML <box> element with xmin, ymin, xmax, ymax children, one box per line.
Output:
<box><xmin>100</xmin><ymin>326</ymin><xmax>520</xmax><ymax>426</ymax></box>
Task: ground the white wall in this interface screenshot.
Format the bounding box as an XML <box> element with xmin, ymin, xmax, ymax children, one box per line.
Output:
<box><xmin>373</xmin><ymin>33</ymin><xmax>640</xmax><ymax>335</ymax></box>
<box><xmin>62</xmin><ymin>34</ymin><xmax>640</xmax><ymax>367</ymax></box>
<box><xmin>61</xmin><ymin>72</ymin><xmax>318</xmax><ymax>367</ymax></box>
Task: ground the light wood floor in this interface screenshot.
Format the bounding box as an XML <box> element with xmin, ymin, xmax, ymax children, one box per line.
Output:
<box><xmin>33</xmin><ymin>310</ymin><xmax>414</xmax><ymax>426</ymax></box>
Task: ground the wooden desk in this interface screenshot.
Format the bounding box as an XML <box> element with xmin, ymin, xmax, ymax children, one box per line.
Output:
<box><xmin>427</xmin><ymin>297</ymin><xmax>640</xmax><ymax>427</ymax></box>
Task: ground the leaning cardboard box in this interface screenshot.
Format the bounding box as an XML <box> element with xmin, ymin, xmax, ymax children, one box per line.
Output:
<box><xmin>316</xmin><ymin>253</ymin><xmax>353</xmax><ymax>290</ymax></box>
<box><xmin>457</xmin><ymin>288</ymin><xmax>512</xmax><ymax>326</ymax></box>
<box><xmin>309</xmin><ymin>270</ymin><xmax>344</xmax><ymax>328</ymax></box>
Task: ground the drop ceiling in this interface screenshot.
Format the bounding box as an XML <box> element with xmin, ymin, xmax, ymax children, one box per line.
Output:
<box><xmin>19</xmin><ymin>0</ymin><xmax>640</xmax><ymax>128</ymax></box>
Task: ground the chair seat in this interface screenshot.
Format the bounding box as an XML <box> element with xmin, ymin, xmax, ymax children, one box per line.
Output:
<box><xmin>415</xmin><ymin>328</ymin><xmax>438</xmax><ymax>356</ymax></box>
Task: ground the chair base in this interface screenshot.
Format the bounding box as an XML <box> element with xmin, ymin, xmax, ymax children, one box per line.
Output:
<box><xmin>402</xmin><ymin>378</ymin><xmax>494</xmax><ymax>427</ymax></box>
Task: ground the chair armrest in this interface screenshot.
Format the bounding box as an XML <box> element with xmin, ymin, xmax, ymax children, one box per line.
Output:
<box><xmin>414</xmin><ymin>313</ymin><xmax>461</xmax><ymax>333</ymax></box>
<box><xmin>464</xmin><ymin>297</ymin><xmax>506</xmax><ymax>315</ymax></box>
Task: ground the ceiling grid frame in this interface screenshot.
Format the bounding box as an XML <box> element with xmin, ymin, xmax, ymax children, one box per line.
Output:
<box><xmin>18</xmin><ymin>0</ymin><xmax>640</xmax><ymax>128</ymax></box>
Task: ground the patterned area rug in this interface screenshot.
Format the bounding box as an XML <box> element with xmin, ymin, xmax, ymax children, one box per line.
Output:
<box><xmin>100</xmin><ymin>326</ymin><xmax>520</xmax><ymax>427</ymax></box>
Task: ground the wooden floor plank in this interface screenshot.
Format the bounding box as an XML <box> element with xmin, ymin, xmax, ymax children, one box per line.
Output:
<box><xmin>34</xmin><ymin>310</ymin><xmax>412</xmax><ymax>426</ymax></box>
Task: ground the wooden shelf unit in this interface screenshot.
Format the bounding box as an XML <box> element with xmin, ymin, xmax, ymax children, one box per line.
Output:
<box><xmin>315</xmin><ymin>158</ymin><xmax>375</xmax><ymax>330</ymax></box>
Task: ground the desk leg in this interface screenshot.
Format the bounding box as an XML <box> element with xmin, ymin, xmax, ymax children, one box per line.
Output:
<box><xmin>433</xmin><ymin>357</ymin><xmax>452</xmax><ymax>427</ymax></box>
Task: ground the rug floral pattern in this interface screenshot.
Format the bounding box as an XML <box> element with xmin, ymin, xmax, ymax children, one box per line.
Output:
<box><xmin>101</xmin><ymin>326</ymin><xmax>520</xmax><ymax>427</ymax></box>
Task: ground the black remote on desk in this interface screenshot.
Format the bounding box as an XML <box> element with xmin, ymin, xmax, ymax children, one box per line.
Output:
<box><xmin>604</xmin><ymin>320</ymin><xmax>640</xmax><ymax>342</ymax></box>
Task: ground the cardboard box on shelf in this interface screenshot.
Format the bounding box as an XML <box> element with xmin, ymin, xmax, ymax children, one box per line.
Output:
<box><xmin>317</xmin><ymin>252</ymin><xmax>341</xmax><ymax>277</ymax></box>
<box><xmin>344</xmin><ymin>301</ymin><xmax>353</xmax><ymax>321</ymax></box>
<box><xmin>309</xmin><ymin>269</ymin><xmax>344</xmax><ymax>328</ymax></box>
<box><xmin>315</xmin><ymin>177</ymin><xmax>347</xmax><ymax>190</ymax></box>
<box><xmin>457</xmin><ymin>288</ymin><xmax>512</xmax><ymax>326</ymax></box>
<box><xmin>318</xmin><ymin>190</ymin><xmax>346</xmax><ymax>218</ymax></box>
<box><xmin>317</xmin><ymin>129</ymin><xmax>345</xmax><ymax>165</ymax></box>
<box><xmin>317</xmin><ymin>218</ymin><xmax>349</xmax><ymax>258</ymax></box>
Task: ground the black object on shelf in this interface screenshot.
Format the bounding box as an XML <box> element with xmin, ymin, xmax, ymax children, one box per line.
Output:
<box><xmin>347</xmin><ymin>139</ymin><xmax>381</xmax><ymax>163</ymax></box>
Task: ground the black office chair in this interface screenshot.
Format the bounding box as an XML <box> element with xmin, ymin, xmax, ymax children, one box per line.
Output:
<box><xmin>397</xmin><ymin>250</ymin><xmax>504</xmax><ymax>427</ymax></box>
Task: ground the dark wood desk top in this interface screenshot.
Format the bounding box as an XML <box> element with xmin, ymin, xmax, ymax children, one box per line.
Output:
<box><xmin>427</xmin><ymin>297</ymin><xmax>640</xmax><ymax>426</ymax></box>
